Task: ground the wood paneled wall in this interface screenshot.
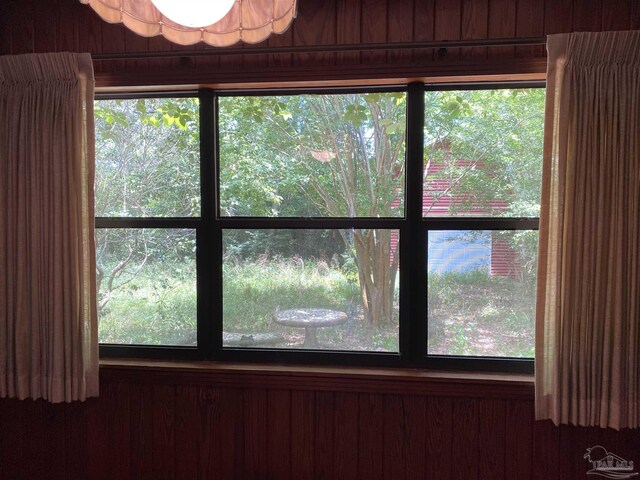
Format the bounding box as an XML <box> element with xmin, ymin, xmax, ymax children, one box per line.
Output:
<box><xmin>1</xmin><ymin>364</ymin><xmax>639</xmax><ymax>480</ymax></box>
<box><xmin>1</xmin><ymin>0</ymin><xmax>639</xmax><ymax>86</ymax></box>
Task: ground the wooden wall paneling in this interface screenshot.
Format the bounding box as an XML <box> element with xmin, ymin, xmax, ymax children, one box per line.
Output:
<box><xmin>122</xmin><ymin>29</ymin><xmax>149</xmax><ymax>73</ymax></box>
<box><xmin>77</xmin><ymin>3</ymin><xmax>103</xmax><ymax>74</ymax></box>
<box><xmin>21</xmin><ymin>400</ymin><xmax>46</xmax><ymax>480</ymax></box>
<box><xmin>33</xmin><ymin>2</ymin><xmax>57</xmax><ymax>53</ymax></box>
<box><xmin>0</xmin><ymin>399</ymin><xmax>24</xmax><ymax>479</ymax></box>
<box><xmin>56</xmin><ymin>4</ymin><xmax>79</xmax><ymax>53</ymax></box>
<box><xmin>0</xmin><ymin>1</ymin><xmax>12</xmax><ymax>55</ymax></box>
<box><xmin>413</xmin><ymin>0</ymin><xmax>435</xmax><ymax>66</ymax></box>
<box><xmin>451</xmin><ymin>398</ymin><xmax>480</xmax><ymax>480</ymax></box>
<box><xmin>601</xmin><ymin>0</ymin><xmax>631</xmax><ymax>30</ymax></box>
<box><xmin>487</xmin><ymin>0</ymin><xmax>517</xmax><ymax>59</ymax></box>
<box><xmin>65</xmin><ymin>401</ymin><xmax>89</xmax><ymax>480</ymax></box>
<box><xmin>267</xmin><ymin>389</ymin><xmax>292</xmax><ymax>480</ymax></box>
<box><xmin>129</xmin><ymin>384</ymin><xmax>154</xmax><ymax>480</ymax></box>
<box><xmin>559</xmin><ymin>425</ymin><xmax>589</xmax><ymax>479</ymax></box>
<box><xmin>572</xmin><ymin>0</ymin><xmax>603</xmax><ymax>31</ymax></box>
<box><xmin>196</xmin><ymin>386</ymin><xmax>223</xmax><ymax>479</ymax></box>
<box><xmin>425</xmin><ymin>397</ymin><xmax>453</xmax><ymax>480</ymax></box>
<box><xmin>243</xmin><ymin>388</ymin><xmax>269</xmax><ymax>479</ymax></box>
<box><xmin>333</xmin><ymin>392</ymin><xmax>359</xmax><ymax>479</ymax></box>
<box><xmin>633</xmin><ymin>0</ymin><xmax>640</xmax><ymax>28</ymax></box>
<box><xmin>617</xmin><ymin>428</ymin><xmax>640</xmax><ymax>469</ymax></box>
<box><xmin>291</xmin><ymin>391</ymin><xmax>315</xmax><ymax>480</ymax></box>
<box><xmin>382</xmin><ymin>395</ymin><xmax>404</xmax><ymax>480</ymax></box>
<box><xmin>100</xmin><ymin>22</ymin><xmax>127</xmax><ymax>79</ymax></box>
<box><xmin>544</xmin><ymin>0</ymin><xmax>574</xmax><ymax>35</ymax></box>
<box><xmin>461</xmin><ymin>0</ymin><xmax>489</xmax><ymax>61</ymax></box>
<box><xmin>400</xmin><ymin>396</ymin><xmax>427</xmax><ymax>480</ymax></box>
<box><xmin>315</xmin><ymin>391</ymin><xmax>335</xmax><ymax>480</ymax></box>
<box><xmin>515</xmin><ymin>0</ymin><xmax>544</xmax><ymax>58</ymax></box>
<box><xmin>219</xmin><ymin>388</ymin><xmax>245</xmax><ymax>480</ymax></box>
<box><xmin>174</xmin><ymin>385</ymin><xmax>199</xmax><ymax>479</ymax></box>
<box><xmin>147</xmin><ymin>35</ymin><xmax>175</xmax><ymax>80</ymax></box>
<box><xmin>360</xmin><ymin>0</ymin><xmax>388</xmax><ymax>64</ymax></box>
<box><xmin>387</xmin><ymin>0</ymin><xmax>414</xmax><ymax>64</ymax></box>
<box><xmin>292</xmin><ymin>0</ymin><xmax>337</xmax><ymax>67</ymax></box>
<box><xmin>504</xmin><ymin>400</ymin><xmax>534</xmax><ymax>480</ymax></box>
<box><xmin>195</xmin><ymin>47</ymin><xmax>221</xmax><ymax>77</ymax></box>
<box><xmin>42</xmin><ymin>402</ymin><xmax>69</xmax><ymax>479</ymax></box>
<box><xmin>532</xmin><ymin>420</ymin><xmax>560</xmax><ymax>480</ymax></box>
<box><xmin>9</xmin><ymin>0</ymin><xmax>35</xmax><ymax>54</ymax></box>
<box><xmin>267</xmin><ymin>25</ymin><xmax>294</xmax><ymax>69</ymax></box>
<box><xmin>336</xmin><ymin>0</ymin><xmax>361</xmax><ymax>65</ymax></box>
<box><xmin>477</xmin><ymin>399</ymin><xmax>506</xmax><ymax>480</ymax></box>
<box><xmin>434</xmin><ymin>0</ymin><xmax>462</xmax><ymax>61</ymax></box>
<box><xmin>151</xmin><ymin>384</ymin><xmax>176</xmax><ymax>480</ymax></box>
<box><xmin>357</xmin><ymin>393</ymin><xmax>384</xmax><ymax>480</ymax></box>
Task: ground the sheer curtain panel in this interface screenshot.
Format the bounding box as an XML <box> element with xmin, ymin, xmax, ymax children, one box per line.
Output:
<box><xmin>536</xmin><ymin>31</ymin><xmax>640</xmax><ymax>429</ymax></box>
<box><xmin>0</xmin><ymin>53</ymin><xmax>98</xmax><ymax>402</ymax></box>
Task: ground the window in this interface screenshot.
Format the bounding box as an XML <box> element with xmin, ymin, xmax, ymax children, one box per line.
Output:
<box><xmin>96</xmin><ymin>83</ymin><xmax>544</xmax><ymax>371</ymax></box>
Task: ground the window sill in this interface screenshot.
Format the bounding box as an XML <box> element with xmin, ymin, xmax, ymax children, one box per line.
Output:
<box><xmin>99</xmin><ymin>358</ymin><xmax>534</xmax><ymax>399</ymax></box>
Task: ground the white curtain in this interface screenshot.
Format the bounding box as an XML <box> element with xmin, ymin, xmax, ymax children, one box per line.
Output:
<box><xmin>0</xmin><ymin>53</ymin><xmax>99</xmax><ymax>402</ymax></box>
<box><xmin>536</xmin><ymin>31</ymin><xmax>640</xmax><ymax>429</ymax></box>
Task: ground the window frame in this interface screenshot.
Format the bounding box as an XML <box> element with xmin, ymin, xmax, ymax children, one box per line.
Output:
<box><xmin>97</xmin><ymin>81</ymin><xmax>543</xmax><ymax>373</ymax></box>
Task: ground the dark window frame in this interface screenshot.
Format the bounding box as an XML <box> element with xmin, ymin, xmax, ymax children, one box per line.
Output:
<box><xmin>97</xmin><ymin>81</ymin><xmax>543</xmax><ymax>373</ymax></box>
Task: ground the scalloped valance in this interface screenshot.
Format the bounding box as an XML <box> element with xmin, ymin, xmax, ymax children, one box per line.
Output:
<box><xmin>79</xmin><ymin>0</ymin><xmax>297</xmax><ymax>47</ymax></box>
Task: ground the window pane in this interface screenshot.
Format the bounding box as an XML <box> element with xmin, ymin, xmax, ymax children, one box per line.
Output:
<box><xmin>423</xmin><ymin>88</ymin><xmax>544</xmax><ymax>217</ymax></box>
<box><xmin>223</xmin><ymin>229</ymin><xmax>399</xmax><ymax>351</ymax></box>
<box><xmin>219</xmin><ymin>92</ymin><xmax>406</xmax><ymax>217</ymax></box>
<box><xmin>95</xmin><ymin>98</ymin><xmax>200</xmax><ymax>217</ymax></box>
<box><xmin>97</xmin><ymin>229</ymin><xmax>197</xmax><ymax>346</ymax></box>
<box><xmin>427</xmin><ymin>230</ymin><xmax>537</xmax><ymax>357</ymax></box>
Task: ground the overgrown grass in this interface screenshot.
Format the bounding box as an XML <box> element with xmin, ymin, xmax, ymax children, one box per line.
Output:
<box><xmin>223</xmin><ymin>258</ymin><xmax>360</xmax><ymax>332</ymax></box>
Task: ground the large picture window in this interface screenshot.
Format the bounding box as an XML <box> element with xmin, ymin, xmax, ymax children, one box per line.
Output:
<box><xmin>96</xmin><ymin>83</ymin><xmax>544</xmax><ymax>371</ymax></box>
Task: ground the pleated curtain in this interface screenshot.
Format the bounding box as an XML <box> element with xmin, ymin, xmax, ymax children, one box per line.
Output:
<box><xmin>536</xmin><ymin>31</ymin><xmax>640</xmax><ymax>429</ymax></box>
<box><xmin>0</xmin><ymin>53</ymin><xmax>99</xmax><ymax>402</ymax></box>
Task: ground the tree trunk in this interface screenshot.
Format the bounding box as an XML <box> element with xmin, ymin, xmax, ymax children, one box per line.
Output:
<box><xmin>353</xmin><ymin>229</ymin><xmax>398</xmax><ymax>326</ymax></box>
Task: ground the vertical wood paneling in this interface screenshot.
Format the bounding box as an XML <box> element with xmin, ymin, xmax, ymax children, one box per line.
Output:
<box><xmin>413</xmin><ymin>0</ymin><xmax>435</xmax><ymax>65</ymax></box>
<box><xmin>22</xmin><ymin>400</ymin><xmax>46</xmax><ymax>480</ymax></box>
<box><xmin>197</xmin><ymin>386</ymin><xmax>222</xmax><ymax>480</ymax></box>
<box><xmin>544</xmin><ymin>0</ymin><xmax>574</xmax><ymax>34</ymax></box>
<box><xmin>336</xmin><ymin>0</ymin><xmax>361</xmax><ymax>64</ymax></box>
<box><xmin>43</xmin><ymin>402</ymin><xmax>68</xmax><ymax>479</ymax></box>
<box><xmin>434</xmin><ymin>0</ymin><xmax>462</xmax><ymax>60</ymax></box>
<box><xmin>175</xmin><ymin>385</ymin><xmax>199</xmax><ymax>480</ymax></box>
<box><xmin>505</xmin><ymin>400</ymin><xmax>534</xmax><ymax>480</ymax></box>
<box><xmin>152</xmin><ymin>385</ymin><xmax>176</xmax><ymax>480</ymax></box>
<box><xmin>532</xmin><ymin>420</ymin><xmax>560</xmax><ymax>480</ymax></box>
<box><xmin>425</xmin><ymin>397</ymin><xmax>453</xmax><ymax>480</ymax></box>
<box><xmin>291</xmin><ymin>391</ymin><xmax>315</xmax><ymax>480</ymax></box>
<box><xmin>333</xmin><ymin>392</ymin><xmax>359</xmax><ymax>479</ymax></box>
<box><xmin>478</xmin><ymin>399</ymin><xmax>506</xmax><ymax>480</ymax></box>
<box><xmin>9</xmin><ymin>1</ymin><xmax>35</xmax><ymax>54</ymax></box>
<box><xmin>400</xmin><ymin>396</ymin><xmax>427</xmax><ymax>480</ymax></box>
<box><xmin>601</xmin><ymin>0</ymin><xmax>631</xmax><ymax>30</ymax></box>
<box><xmin>57</xmin><ymin>4</ymin><xmax>79</xmax><ymax>52</ymax></box>
<box><xmin>572</xmin><ymin>0</ymin><xmax>603</xmax><ymax>31</ymax></box>
<box><xmin>633</xmin><ymin>1</ymin><xmax>640</xmax><ymax>28</ymax></box>
<box><xmin>559</xmin><ymin>425</ymin><xmax>588</xmax><ymax>479</ymax></box>
<box><xmin>487</xmin><ymin>0</ymin><xmax>517</xmax><ymax>59</ymax></box>
<box><xmin>268</xmin><ymin>390</ymin><xmax>292</xmax><ymax>480</ymax></box>
<box><xmin>358</xmin><ymin>393</ymin><xmax>384</xmax><ymax>480</ymax></box>
<box><xmin>129</xmin><ymin>384</ymin><xmax>154</xmax><ymax>480</ymax></box>
<box><xmin>361</xmin><ymin>0</ymin><xmax>388</xmax><ymax>64</ymax></box>
<box><xmin>452</xmin><ymin>398</ymin><xmax>480</xmax><ymax>480</ymax></box>
<box><xmin>315</xmin><ymin>391</ymin><xmax>335</xmax><ymax>480</ymax></box>
<box><xmin>123</xmin><ymin>29</ymin><xmax>149</xmax><ymax>72</ymax></box>
<box><xmin>219</xmin><ymin>388</ymin><xmax>245</xmax><ymax>480</ymax></box>
<box><xmin>382</xmin><ymin>395</ymin><xmax>404</xmax><ymax>480</ymax></box>
<box><xmin>0</xmin><ymin>399</ymin><xmax>24</xmax><ymax>479</ymax></box>
<box><xmin>65</xmin><ymin>401</ymin><xmax>89</xmax><ymax>480</ymax></box>
<box><xmin>244</xmin><ymin>388</ymin><xmax>268</xmax><ymax>479</ymax></box>
<box><xmin>515</xmin><ymin>0</ymin><xmax>544</xmax><ymax>57</ymax></box>
<box><xmin>77</xmin><ymin>4</ymin><xmax>103</xmax><ymax>74</ymax></box>
<box><xmin>33</xmin><ymin>2</ymin><xmax>57</xmax><ymax>53</ymax></box>
<box><xmin>461</xmin><ymin>0</ymin><xmax>489</xmax><ymax>60</ymax></box>
<box><xmin>100</xmin><ymin>23</ymin><xmax>126</xmax><ymax>78</ymax></box>
<box><xmin>387</xmin><ymin>0</ymin><xmax>414</xmax><ymax>64</ymax></box>
<box><xmin>292</xmin><ymin>0</ymin><xmax>336</xmax><ymax>66</ymax></box>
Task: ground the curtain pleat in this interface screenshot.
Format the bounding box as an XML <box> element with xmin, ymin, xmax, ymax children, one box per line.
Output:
<box><xmin>0</xmin><ymin>53</ymin><xmax>98</xmax><ymax>403</ymax></box>
<box><xmin>536</xmin><ymin>31</ymin><xmax>640</xmax><ymax>429</ymax></box>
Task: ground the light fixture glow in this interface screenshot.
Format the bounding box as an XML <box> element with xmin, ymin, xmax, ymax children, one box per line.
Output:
<box><xmin>150</xmin><ymin>0</ymin><xmax>236</xmax><ymax>28</ymax></box>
